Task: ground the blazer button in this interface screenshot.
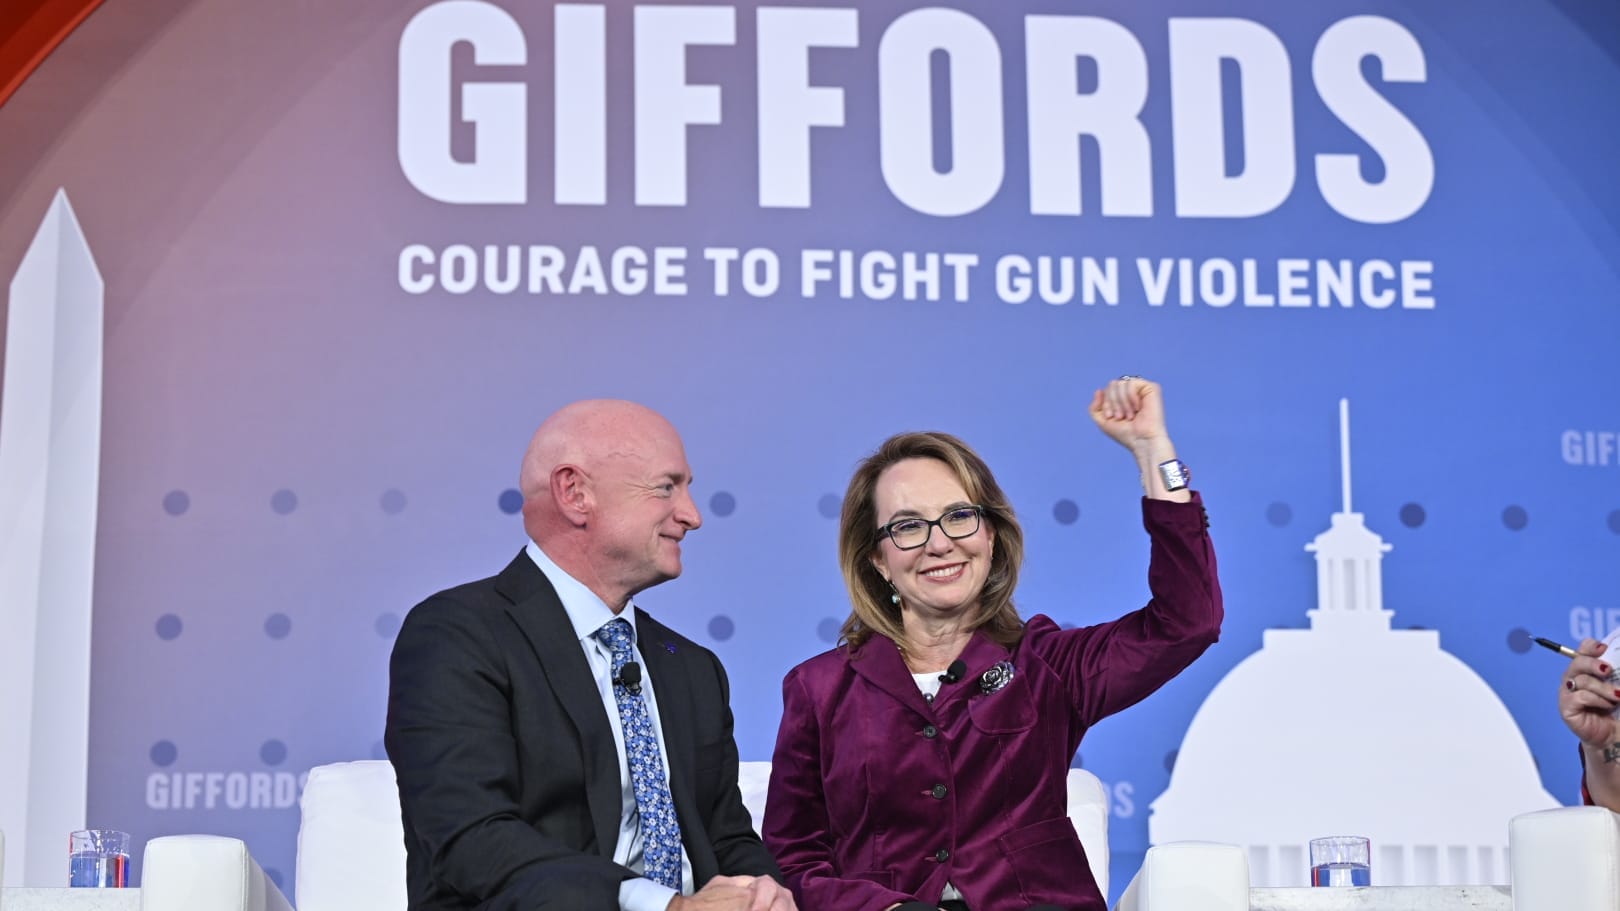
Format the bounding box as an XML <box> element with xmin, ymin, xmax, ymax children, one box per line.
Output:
<box><xmin>931</xmin><ymin>784</ymin><xmax>948</xmax><ymax>799</ymax></box>
<box><xmin>921</xmin><ymin>724</ymin><xmax>938</xmax><ymax>739</ymax></box>
<box><xmin>934</xmin><ymin>848</ymin><xmax>950</xmax><ymax>863</ymax></box>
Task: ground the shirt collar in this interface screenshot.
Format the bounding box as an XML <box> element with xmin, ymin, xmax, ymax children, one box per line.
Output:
<box><xmin>524</xmin><ymin>540</ymin><xmax>639</xmax><ymax>645</ymax></box>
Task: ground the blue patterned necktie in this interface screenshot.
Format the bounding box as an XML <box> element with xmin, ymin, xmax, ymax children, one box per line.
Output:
<box><xmin>594</xmin><ymin>618</ymin><xmax>683</xmax><ymax>890</ymax></box>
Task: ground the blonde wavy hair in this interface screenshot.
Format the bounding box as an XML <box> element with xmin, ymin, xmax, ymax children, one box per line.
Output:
<box><xmin>837</xmin><ymin>431</ymin><xmax>1025</xmax><ymax>654</ymax></box>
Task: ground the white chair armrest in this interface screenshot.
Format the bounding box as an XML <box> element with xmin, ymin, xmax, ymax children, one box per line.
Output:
<box><xmin>296</xmin><ymin>760</ymin><xmax>406</xmax><ymax>911</ymax></box>
<box><xmin>737</xmin><ymin>760</ymin><xmax>771</xmax><ymax>836</ymax></box>
<box><xmin>140</xmin><ymin>834</ymin><xmax>293</xmax><ymax>911</ymax></box>
<box><xmin>1067</xmin><ymin>769</ymin><xmax>1110</xmax><ymax>897</ymax></box>
<box><xmin>1510</xmin><ymin>805</ymin><xmax>1620</xmax><ymax>911</ymax></box>
<box><xmin>1113</xmin><ymin>841</ymin><xmax>1249</xmax><ymax>911</ymax></box>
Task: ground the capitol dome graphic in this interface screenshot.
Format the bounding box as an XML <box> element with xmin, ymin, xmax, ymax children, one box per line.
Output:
<box><xmin>1149</xmin><ymin>401</ymin><xmax>1558</xmax><ymax>887</ymax></box>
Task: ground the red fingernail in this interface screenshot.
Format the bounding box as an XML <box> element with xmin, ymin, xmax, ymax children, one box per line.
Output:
<box><xmin>1603</xmin><ymin>664</ymin><xmax>1613</xmax><ymax>675</ymax></box>
<box><xmin>1567</xmin><ymin>679</ymin><xmax>1576</xmax><ymax>690</ymax></box>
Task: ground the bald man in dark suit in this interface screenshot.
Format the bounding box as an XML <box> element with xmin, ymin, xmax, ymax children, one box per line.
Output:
<box><xmin>386</xmin><ymin>400</ymin><xmax>794</xmax><ymax>911</ymax></box>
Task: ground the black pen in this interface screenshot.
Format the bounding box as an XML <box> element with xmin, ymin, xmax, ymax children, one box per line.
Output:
<box><xmin>1533</xmin><ymin>636</ymin><xmax>1578</xmax><ymax>659</ymax></box>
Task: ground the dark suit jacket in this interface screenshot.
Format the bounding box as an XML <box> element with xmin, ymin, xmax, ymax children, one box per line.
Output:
<box><xmin>385</xmin><ymin>551</ymin><xmax>780</xmax><ymax>910</ymax></box>
<box><xmin>763</xmin><ymin>495</ymin><xmax>1222</xmax><ymax>911</ymax></box>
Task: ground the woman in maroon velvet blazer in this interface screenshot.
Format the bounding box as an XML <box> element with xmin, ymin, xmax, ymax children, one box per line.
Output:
<box><xmin>762</xmin><ymin>377</ymin><xmax>1223</xmax><ymax>911</ymax></box>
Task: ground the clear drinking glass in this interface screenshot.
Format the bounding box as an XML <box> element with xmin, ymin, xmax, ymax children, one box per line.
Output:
<box><xmin>69</xmin><ymin>829</ymin><xmax>130</xmax><ymax>887</ymax></box>
<box><xmin>1309</xmin><ymin>835</ymin><xmax>1370</xmax><ymax>887</ymax></box>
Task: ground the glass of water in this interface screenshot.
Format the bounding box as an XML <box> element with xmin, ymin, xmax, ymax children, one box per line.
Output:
<box><xmin>1309</xmin><ymin>835</ymin><xmax>1370</xmax><ymax>887</ymax></box>
<box><xmin>69</xmin><ymin>829</ymin><xmax>130</xmax><ymax>887</ymax></box>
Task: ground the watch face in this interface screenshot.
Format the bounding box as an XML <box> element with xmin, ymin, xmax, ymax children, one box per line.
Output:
<box><xmin>1160</xmin><ymin>460</ymin><xmax>1189</xmax><ymax>489</ymax></box>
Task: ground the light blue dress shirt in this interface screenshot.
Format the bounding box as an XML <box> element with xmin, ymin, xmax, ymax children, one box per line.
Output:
<box><xmin>526</xmin><ymin>541</ymin><xmax>695</xmax><ymax>911</ymax></box>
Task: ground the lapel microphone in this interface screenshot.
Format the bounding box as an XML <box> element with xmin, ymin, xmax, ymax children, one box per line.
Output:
<box><xmin>938</xmin><ymin>659</ymin><xmax>967</xmax><ymax>685</ymax></box>
<box><xmin>614</xmin><ymin>662</ymin><xmax>643</xmax><ymax>694</ymax></box>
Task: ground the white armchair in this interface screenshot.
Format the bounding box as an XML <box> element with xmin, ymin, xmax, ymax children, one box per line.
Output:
<box><xmin>134</xmin><ymin>763</ymin><xmax>394</xmax><ymax>911</ymax></box>
<box><xmin>1510</xmin><ymin>805</ymin><xmax>1620</xmax><ymax>911</ymax></box>
<box><xmin>296</xmin><ymin>761</ymin><xmax>1117</xmax><ymax>906</ymax></box>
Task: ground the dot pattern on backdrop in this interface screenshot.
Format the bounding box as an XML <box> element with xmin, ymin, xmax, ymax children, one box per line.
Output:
<box><xmin>144</xmin><ymin>486</ymin><xmax>1605</xmax><ymax>850</ymax></box>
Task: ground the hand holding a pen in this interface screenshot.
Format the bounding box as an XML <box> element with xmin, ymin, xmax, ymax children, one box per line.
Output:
<box><xmin>1558</xmin><ymin>637</ymin><xmax>1620</xmax><ymax>749</ymax></box>
<box><xmin>1544</xmin><ymin>635</ymin><xmax>1620</xmax><ymax>810</ymax></box>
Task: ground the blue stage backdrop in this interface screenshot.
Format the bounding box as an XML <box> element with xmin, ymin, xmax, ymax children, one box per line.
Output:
<box><xmin>0</xmin><ymin>0</ymin><xmax>1617</xmax><ymax>901</ymax></box>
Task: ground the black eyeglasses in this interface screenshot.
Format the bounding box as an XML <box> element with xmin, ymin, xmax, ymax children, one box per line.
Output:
<box><xmin>876</xmin><ymin>505</ymin><xmax>985</xmax><ymax>551</ymax></box>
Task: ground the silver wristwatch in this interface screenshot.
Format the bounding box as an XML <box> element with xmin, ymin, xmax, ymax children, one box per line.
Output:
<box><xmin>1157</xmin><ymin>459</ymin><xmax>1190</xmax><ymax>492</ymax></box>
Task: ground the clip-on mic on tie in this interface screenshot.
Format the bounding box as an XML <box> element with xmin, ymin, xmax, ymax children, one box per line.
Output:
<box><xmin>614</xmin><ymin>662</ymin><xmax>643</xmax><ymax>694</ymax></box>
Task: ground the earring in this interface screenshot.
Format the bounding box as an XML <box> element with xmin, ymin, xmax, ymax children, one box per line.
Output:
<box><xmin>888</xmin><ymin>582</ymin><xmax>901</xmax><ymax>605</ymax></box>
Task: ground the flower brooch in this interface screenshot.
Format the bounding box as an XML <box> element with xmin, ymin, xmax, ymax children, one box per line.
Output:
<box><xmin>978</xmin><ymin>660</ymin><xmax>1015</xmax><ymax>695</ymax></box>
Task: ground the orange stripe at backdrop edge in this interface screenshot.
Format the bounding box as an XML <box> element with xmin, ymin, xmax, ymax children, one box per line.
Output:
<box><xmin>0</xmin><ymin>0</ymin><xmax>108</xmax><ymax>110</ymax></box>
